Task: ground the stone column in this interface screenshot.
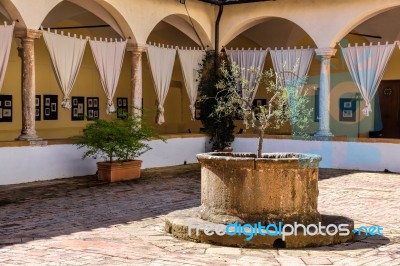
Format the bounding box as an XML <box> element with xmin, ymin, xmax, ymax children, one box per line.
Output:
<box><xmin>127</xmin><ymin>45</ymin><xmax>147</xmax><ymax>117</ymax></box>
<box><xmin>314</xmin><ymin>48</ymin><xmax>336</xmax><ymax>138</ymax></box>
<box><xmin>16</xmin><ymin>29</ymin><xmax>42</xmax><ymax>141</ymax></box>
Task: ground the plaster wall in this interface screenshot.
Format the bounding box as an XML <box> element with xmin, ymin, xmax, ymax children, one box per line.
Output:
<box><xmin>0</xmin><ymin>136</ymin><xmax>208</xmax><ymax>185</ymax></box>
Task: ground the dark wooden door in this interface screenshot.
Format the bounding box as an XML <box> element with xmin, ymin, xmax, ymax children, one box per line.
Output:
<box><xmin>378</xmin><ymin>80</ymin><xmax>400</xmax><ymax>138</ymax></box>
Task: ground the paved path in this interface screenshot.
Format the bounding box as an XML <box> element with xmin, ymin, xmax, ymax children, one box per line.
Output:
<box><xmin>0</xmin><ymin>165</ymin><xmax>399</xmax><ymax>265</ymax></box>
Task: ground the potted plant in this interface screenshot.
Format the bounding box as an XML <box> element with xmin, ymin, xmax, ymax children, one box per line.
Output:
<box><xmin>75</xmin><ymin>113</ymin><xmax>163</xmax><ymax>182</ymax></box>
<box><xmin>197</xmin><ymin>61</ymin><xmax>321</xmax><ymax>225</ymax></box>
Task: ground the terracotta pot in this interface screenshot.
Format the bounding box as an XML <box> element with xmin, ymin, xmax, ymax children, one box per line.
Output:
<box><xmin>196</xmin><ymin>152</ymin><xmax>322</xmax><ymax>225</ymax></box>
<box><xmin>97</xmin><ymin>160</ymin><xmax>142</xmax><ymax>182</ymax></box>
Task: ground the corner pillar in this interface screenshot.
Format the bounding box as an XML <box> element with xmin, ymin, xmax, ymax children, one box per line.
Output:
<box><xmin>127</xmin><ymin>45</ymin><xmax>147</xmax><ymax>117</ymax></box>
<box><xmin>314</xmin><ymin>48</ymin><xmax>336</xmax><ymax>138</ymax></box>
<box><xmin>15</xmin><ymin>29</ymin><xmax>42</xmax><ymax>141</ymax></box>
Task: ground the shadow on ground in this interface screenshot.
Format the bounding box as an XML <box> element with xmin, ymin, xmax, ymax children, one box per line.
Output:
<box><xmin>0</xmin><ymin>164</ymin><xmax>201</xmax><ymax>246</ymax></box>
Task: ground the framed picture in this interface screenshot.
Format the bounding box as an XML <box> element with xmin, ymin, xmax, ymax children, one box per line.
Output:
<box><xmin>87</xmin><ymin>97</ymin><xmax>99</xmax><ymax>121</ymax></box>
<box><xmin>314</xmin><ymin>88</ymin><xmax>320</xmax><ymax>122</ymax></box>
<box><xmin>343</xmin><ymin>110</ymin><xmax>352</xmax><ymax>118</ymax></box>
<box><xmin>0</xmin><ymin>94</ymin><xmax>12</xmax><ymax>122</ymax></box>
<box><xmin>73</xmin><ymin>98</ymin><xmax>78</xmax><ymax>106</ymax></box>
<box><xmin>3</xmin><ymin>109</ymin><xmax>11</xmax><ymax>117</ymax></box>
<box><xmin>35</xmin><ymin>95</ymin><xmax>41</xmax><ymax>121</ymax></box>
<box><xmin>78</xmin><ymin>103</ymin><xmax>84</xmax><ymax>113</ymax></box>
<box><xmin>116</xmin><ymin>97</ymin><xmax>128</xmax><ymax>119</ymax></box>
<box><xmin>43</xmin><ymin>95</ymin><xmax>58</xmax><ymax>120</ymax></box>
<box><xmin>339</xmin><ymin>98</ymin><xmax>356</xmax><ymax>122</ymax></box>
<box><xmin>73</xmin><ymin>108</ymin><xmax>78</xmax><ymax>117</ymax></box>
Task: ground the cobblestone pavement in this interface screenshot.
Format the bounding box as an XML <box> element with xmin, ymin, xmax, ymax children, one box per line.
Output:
<box><xmin>0</xmin><ymin>165</ymin><xmax>399</xmax><ymax>265</ymax></box>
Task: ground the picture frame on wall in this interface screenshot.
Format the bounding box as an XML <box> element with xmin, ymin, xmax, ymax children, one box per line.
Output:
<box><xmin>116</xmin><ymin>97</ymin><xmax>128</xmax><ymax>119</ymax></box>
<box><xmin>87</xmin><ymin>97</ymin><xmax>99</xmax><ymax>121</ymax></box>
<box><xmin>0</xmin><ymin>94</ymin><xmax>13</xmax><ymax>122</ymax></box>
<box><xmin>71</xmin><ymin>96</ymin><xmax>85</xmax><ymax>121</ymax></box>
<box><xmin>35</xmin><ymin>95</ymin><xmax>41</xmax><ymax>121</ymax></box>
<box><xmin>43</xmin><ymin>95</ymin><xmax>58</xmax><ymax>120</ymax></box>
<box><xmin>339</xmin><ymin>98</ymin><xmax>356</xmax><ymax>122</ymax></box>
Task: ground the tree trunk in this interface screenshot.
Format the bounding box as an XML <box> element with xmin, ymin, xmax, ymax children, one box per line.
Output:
<box><xmin>257</xmin><ymin>129</ymin><xmax>264</xmax><ymax>158</ymax></box>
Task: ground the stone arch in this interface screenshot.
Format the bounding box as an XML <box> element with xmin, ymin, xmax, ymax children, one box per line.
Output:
<box><xmin>0</xmin><ymin>0</ymin><xmax>26</xmax><ymax>28</ymax></box>
<box><xmin>221</xmin><ymin>16</ymin><xmax>317</xmax><ymax>49</ymax></box>
<box><xmin>40</xmin><ymin>0</ymin><xmax>136</xmax><ymax>43</ymax></box>
<box><xmin>330</xmin><ymin>4</ymin><xmax>400</xmax><ymax>47</ymax></box>
<box><xmin>146</xmin><ymin>13</ymin><xmax>212</xmax><ymax>48</ymax></box>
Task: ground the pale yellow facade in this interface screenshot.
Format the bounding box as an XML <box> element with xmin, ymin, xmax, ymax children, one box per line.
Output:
<box><xmin>1</xmin><ymin>0</ymin><xmax>400</xmax><ymax>141</ymax></box>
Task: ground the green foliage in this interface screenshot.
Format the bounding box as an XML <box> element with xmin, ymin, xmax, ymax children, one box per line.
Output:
<box><xmin>211</xmin><ymin>60</ymin><xmax>313</xmax><ymax>157</ymax></box>
<box><xmin>75</xmin><ymin>114</ymin><xmax>164</xmax><ymax>162</ymax></box>
<box><xmin>197</xmin><ymin>51</ymin><xmax>235</xmax><ymax>150</ymax></box>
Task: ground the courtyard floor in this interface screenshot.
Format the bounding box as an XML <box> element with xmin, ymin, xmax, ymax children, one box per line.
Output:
<box><xmin>0</xmin><ymin>165</ymin><xmax>399</xmax><ymax>266</ymax></box>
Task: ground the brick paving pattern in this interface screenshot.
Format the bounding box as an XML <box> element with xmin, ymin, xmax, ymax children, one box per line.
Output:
<box><xmin>0</xmin><ymin>165</ymin><xmax>399</xmax><ymax>265</ymax></box>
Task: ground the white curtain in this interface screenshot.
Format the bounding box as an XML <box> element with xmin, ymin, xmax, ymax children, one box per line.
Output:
<box><xmin>178</xmin><ymin>48</ymin><xmax>205</xmax><ymax>120</ymax></box>
<box><xmin>0</xmin><ymin>22</ymin><xmax>15</xmax><ymax>92</ymax></box>
<box><xmin>147</xmin><ymin>44</ymin><xmax>176</xmax><ymax>124</ymax></box>
<box><xmin>89</xmin><ymin>38</ymin><xmax>127</xmax><ymax>114</ymax></box>
<box><xmin>225</xmin><ymin>48</ymin><xmax>268</xmax><ymax>105</ymax></box>
<box><xmin>269</xmin><ymin>47</ymin><xmax>314</xmax><ymax>95</ymax></box>
<box><xmin>42</xmin><ymin>29</ymin><xmax>87</xmax><ymax>109</ymax></box>
<box><xmin>340</xmin><ymin>43</ymin><xmax>395</xmax><ymax>116</ymax></box>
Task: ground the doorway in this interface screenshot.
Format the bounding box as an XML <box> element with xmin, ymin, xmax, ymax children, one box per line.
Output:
<box><xmin>378</xmin><ymin>80</ymin><xmax>400</xmax><ymax>138</ymax></box>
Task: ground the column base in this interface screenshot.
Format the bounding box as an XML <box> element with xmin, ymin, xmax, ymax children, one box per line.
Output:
<box><xmin>16</xmin><ymin>133</ymin><xmax>42</xmax><ymax>141</ymax></box>
<box><xmin>314</xmin><ymin>130</ymin><xmax>334</xmax><ymax>139</ymax></box>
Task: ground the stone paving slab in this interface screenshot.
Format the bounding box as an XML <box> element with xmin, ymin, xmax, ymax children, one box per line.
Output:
<box><xmin>0</xmin><ymin>165</ymin><xmax>399</xmax><ymax>265</ymax></box>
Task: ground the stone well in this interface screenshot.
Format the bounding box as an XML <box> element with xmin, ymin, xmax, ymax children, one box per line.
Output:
<box><xmin>165</xmin><ymin>152</ymin><xmax>354</xmax><ymax>248</ymax></box>
<box><xmin>196</xmin><ymin>152</ymin><xmax>322</xmax><ymax>225</ymax></box>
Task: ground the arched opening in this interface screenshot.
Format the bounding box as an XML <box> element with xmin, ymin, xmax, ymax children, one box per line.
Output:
<box><xmin>31</xmin><ymin>0</ymin><xmax>133</xmax><ymax>139</ymax></box>
<box><xmin>224</xmin><ymin>17</ymin><xmax>319</xmax><ymax>136</ymax></box>
<box><xmin>143</xmin><ymin>14</ymin><xmax>210</xmax><ymax>134</ymax></box>
<box><xmin>333</xmin><ymin>6</ymin><xmax>400</xmax><ymax>139</ymax></box>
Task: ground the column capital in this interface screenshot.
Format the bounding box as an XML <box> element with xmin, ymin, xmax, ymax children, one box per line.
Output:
<box><xmin>315</xmin><ymin>48</ymin><xmax>337</xmax><ymax>58</ymax></box>
<box><xmin>14</xmin><ymin>29</ymin><xmax>42</xmax><ymax>39</ymax></box>
<box><xmin>127</xmin><ymin>44</ymin><xmax>147</xmax><ymax>53</ymax></box>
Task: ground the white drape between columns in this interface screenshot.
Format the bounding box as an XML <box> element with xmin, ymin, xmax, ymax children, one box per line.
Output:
<box><xmin>340</xmin><ymin>43</ymin><xmax>395</xmax><ymax>116</ymax></box>
<box><xmin>89</xmin><ymin>38</ymin><xmax>127</xmax><ymax>114</ymax></box>
<box><xmin>269</xmin><ymin>47</ymin><xmax>314</xmax><ymax>95</ymax></box>
<box><xmin>147</xmin><ymin>44</ymin><xmax>176</xmax><ymax>125</ymax></box>
<box><xmin>225</xmin><ymin>48</ymin><xmax>268</xmax><ymax>104</ymax></box>
<box><xmin>177</xmin><ymin>48</ymin><xmax>205</xmax><ymax>120</ymax></box>
<box><xmin>42</xmin><ymin>29</ymin><xmax>87</xmax><ymax>109</ymax></box>
<box><xmin>0</xmin><ymin>22</ymin><xmax>15</xmax><ymax>92</ymax></box>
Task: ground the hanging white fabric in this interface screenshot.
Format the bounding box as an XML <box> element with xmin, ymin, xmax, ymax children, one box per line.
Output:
<box><xmin>42</xmin><ymin>29</ymin><xmax>87</xmax><ymax>109</ymax></box>
<box><xmin>89</xmin><ymin>38</ymin><xmax>127</xmax><ymax>114</ymax></box>
<box><xmin>177</xmin><ymin>48</ymin><xmax>205</xmax><ymax>120</ymax></box>
<box><xmin>340</xmin><ymin>42</ymin><xmax>395</xmax><ymax>116</ymax></box>
<box><xmin>269</xmin><ymin>47</ymin><xmax>314</xmax><ymax>95</ymax></box>
<box><xmin>225</xmin><ymin>48</ymin><xmax>268</xmax><ymax>106</ymax></box>
<box><xmin>0</xmin><ymin>22</ymin><xmax>15</xmax><ymax>92</ymax></box>
<box><xmin>147</xmin><ymin>44</ymin><xmax>176</xmax><ymax>124</ymax></box>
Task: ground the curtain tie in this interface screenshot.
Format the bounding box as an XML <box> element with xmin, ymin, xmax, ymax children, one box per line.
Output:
<box><xmin>189</xmin><ymin>104</ymin><xmax>196</xmax><ymax>120</ymax></box>
<box><xmin>106</xmin><ymin>99</ymin><xmax>116</xmax><ymax>114</ymax></box>
<box><xmin>156</xmin><ymin>105</ymin><xmax>165</xmax><ymax>125</ymax></box>
<box><xmin>61</xmin><ymin>97</ymin><xmax>72</xmax><ymax>110</ymax></box>
<box><xmin>362</xmin><ymin>102</ymin><xmax>372</xmax><ymax>117</ymax></box>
